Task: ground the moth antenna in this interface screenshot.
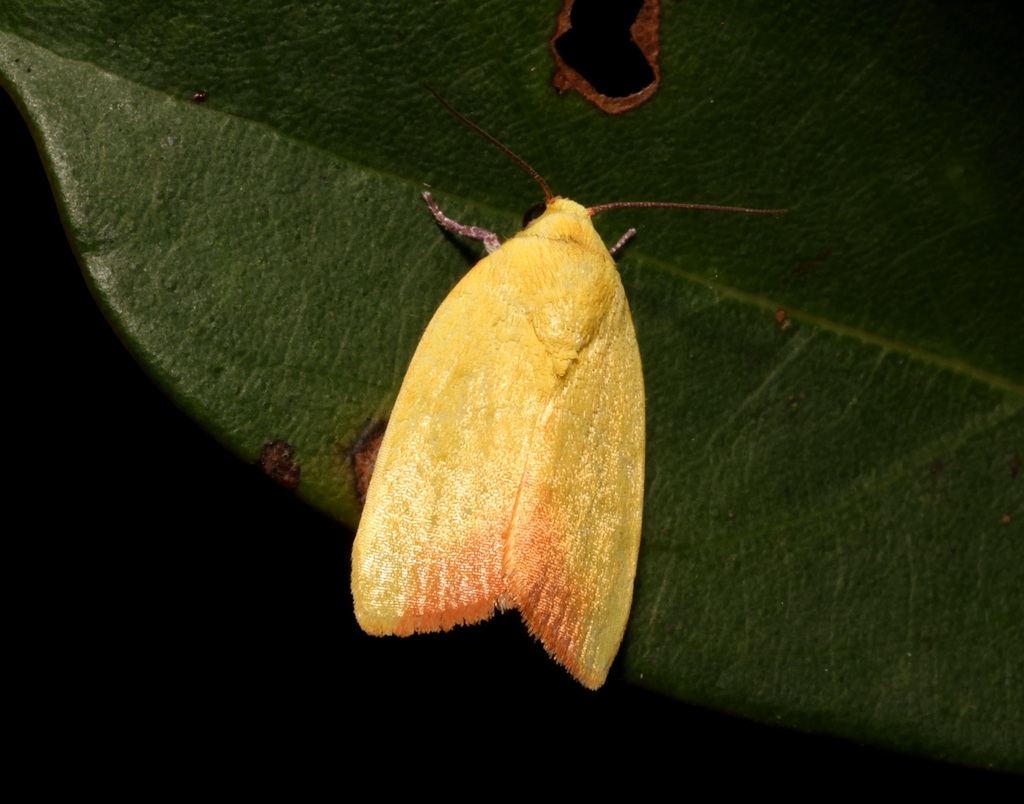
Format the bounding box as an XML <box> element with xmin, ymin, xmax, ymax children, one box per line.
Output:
<box><xmin>425</xmin><ymin>86</ymin><xmax>555</xmax><ymax>203</ymax></box>
<box><xmin>589</xmin><ymin>201</ymin><xmax>786</xmax><ymax>216</ymax></box>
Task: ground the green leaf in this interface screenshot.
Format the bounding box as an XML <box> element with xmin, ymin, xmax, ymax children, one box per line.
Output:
<box><xmin>3</xmin><ymin>2</ymin><xmax>1020</xmax><ymax>770</ymax></box>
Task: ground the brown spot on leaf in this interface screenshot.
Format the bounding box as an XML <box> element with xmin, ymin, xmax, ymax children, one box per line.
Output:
<box><xmin>1001</xmin><ymin>513</ymin><xmax>1012</xmax><ymax>525</ymax></box>
<box><xmin>349</xmin><ymin>419</ymin><xmax>387</xmax><ymax>509</ymax></box>
<box><xmin>1010</xmin><ymin>453</ymin><xmax>1021</xmax><ymax>479</ymax></box>
<box><xmin>258</xmin><ymin>440</ymin><xmax>301</xmax><ymax>490</ymax></box>
<box><xmin>551</xmin><ymin>0</ymin><xmax>660</xmax><ymax>114</ymax></box>
<box><xmin>775</xmin><ymin>309</ymin><xmax>793</xmax><ymax>332</ymax></box>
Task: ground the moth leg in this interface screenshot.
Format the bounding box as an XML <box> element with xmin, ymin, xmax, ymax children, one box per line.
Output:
<box><xmin>608</xmin><ymin>228</ymin><xmax>637</xmax><ymax>256</ymax></box>
<box><xmin>422</xmin><ymin>192</ymin><xmax>503</xmax><ymax>254</ymax></box>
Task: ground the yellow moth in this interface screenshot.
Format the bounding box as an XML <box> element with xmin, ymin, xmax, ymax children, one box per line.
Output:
<box><xmin>351</xmin><ymin>93</ymin><xmax>782</xmax><ymax>689</ymax></box>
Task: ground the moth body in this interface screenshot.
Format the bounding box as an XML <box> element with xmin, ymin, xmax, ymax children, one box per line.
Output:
<box><xmin>351</xmin><ymin>197</ymin><xmax>645</xmax><ymax>690</ymax></box>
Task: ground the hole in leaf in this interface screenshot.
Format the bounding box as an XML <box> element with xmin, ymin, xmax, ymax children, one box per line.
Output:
<box><xmin>551</xmin><ymin>0</ymin><xmax>661</xmax><ymax>114</ymax></box>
